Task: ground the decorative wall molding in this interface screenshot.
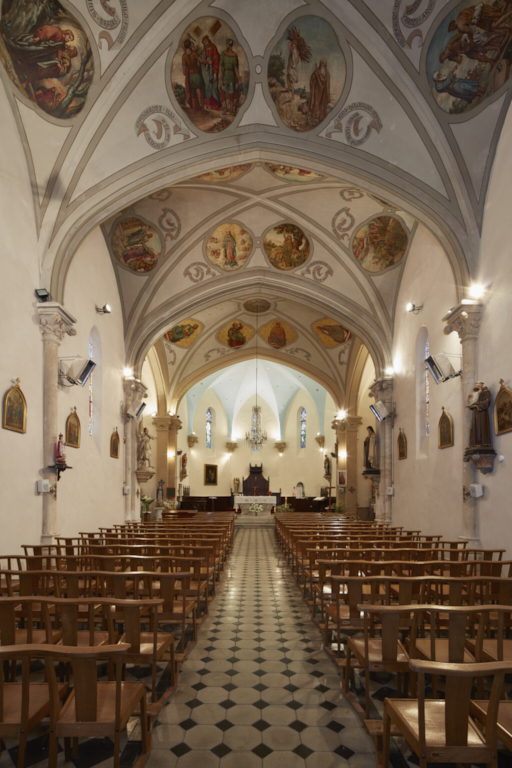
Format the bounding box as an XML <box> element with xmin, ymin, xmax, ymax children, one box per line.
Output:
<box><xmin>284</xmin><ymin>348</ymin><xmax>311</xmax><ymax>362</ymax></box>
<box><xmin>86</xmin><ymin>0</ymin><xmax>129</xmax><ymax>50</ymax></box>
<box><xmin>183</xmin><ymin>263</ymin><xmax>217</xmax><ymax>283</ymax></box>
<box><xmin>332</xmin><ymin>207</ymin><xmax>355</xmax><ymax>240</ymax></box>
<box><xmin>37</xmin><ymin>303</ymin><xmax>77</xmax><ymax>344</ymax></box>
<box><xmin>158</xmin><ymin>208</ymin><xmax>181</xmax><ymax>241</ymax></box>
<box><xmin>299</xmin><ymin>261</ymin><xmax>334</xmax><ymax>282</ymax></box>
<box><xmin>135</xmin><ymin>105</ymin><xmax>190</xmax><ymax>150</ymax></box>
<box><xmin>392</xmin><ymin>0</ymin><xmax>437</xmax><ymax>49</ymax></box>
<box><xmin>327</xmin><ymin>103</ymin><xmax>382</xmax><ymax>146</ymax></box>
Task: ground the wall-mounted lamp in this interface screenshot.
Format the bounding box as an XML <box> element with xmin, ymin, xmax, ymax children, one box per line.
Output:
<box><xmin>123</xmin><ymin>368</ymin><xmax>133</xmax><ymax>377</ymax></box>
<box><xmin>35</xmin><ymin>288</ymin><xmax>51</xmax><ymax>303</ymax></box>
<box><xmin>96</xmin><ymin>304</ymin><xmax>111</xmax><ymax>314</ymax></box>
<box><xmin>406</xmin><ymin>302</ymin><xmax>423</xmax><ymax>314</ymax></box>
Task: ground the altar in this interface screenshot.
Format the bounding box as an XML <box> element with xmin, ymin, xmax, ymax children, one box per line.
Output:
<box><xmin>234</xmin><ymin>495</ymin><xmax>276</xmax><ymax>515</ymax></box>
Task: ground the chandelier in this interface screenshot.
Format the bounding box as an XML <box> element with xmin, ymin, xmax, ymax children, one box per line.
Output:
<box><xmin>245</xmin><ymin>310</ymin><xmax>267</xmax><ymax>450</ymax></box>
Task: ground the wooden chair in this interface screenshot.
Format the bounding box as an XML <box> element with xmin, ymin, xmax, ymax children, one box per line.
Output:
<box><xmin>43</xmin><ymin>643</ymin><xmax>150</xmax><ymax>768</ymax></box>
<box><xmin>383</xmin><ymin>658</ymin><xmax>510</xmax><ymax>768</ymax></box>
<box><xmin>0</xmin><ymin>645</ymin><xmax>68</xmax><ymax>768</ymax></box>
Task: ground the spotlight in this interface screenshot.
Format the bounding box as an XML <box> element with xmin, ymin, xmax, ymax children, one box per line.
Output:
<box><xmin>406</xmin><ymin>302</ymin><xmax>423</xmax><ymax>314</ymax></box>
<box><xmin>469</xmin><ymin>284</ymin><xmax>484</xmax><ymax>299</ymax></box>
<box><xmin>385</xmin><ymin>367</ymin><xmax>394</xmax><ymax>376</ymax></box>
<box><xmin>123</xmin><ymin>368</ymin><xmax>133</xmax><ymax>377</ymax></box>
<box><xmin>35</xmin><ymin>288</ymin><xmax>51</xmax><ymax>302</ymax></box>
<box><xmin>96</xmin><ymin>304</ymin><xmax>111</xmax><ymax>314</ymax></box>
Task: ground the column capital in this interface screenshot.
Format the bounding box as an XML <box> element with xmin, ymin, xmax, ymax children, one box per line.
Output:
<box><xmin>169</xmin><ymin>415</ymin><xmax>182</xmax><ymax>434</ymax></box>
<box><xmin>442</xmin><ymin>302</ymin><xmax>483</xmax><ymax>341</ymax></box>
<box><xmin>345</xmin><ymin>416</ymin><xmax>363</xmax><ymax>432</ymax></box>
<box><xmin>369</xmin><ymin>377</ymin><xmax>394</xmax><ymax>405</ymax></box>
<box><xmin>152</xmin><ymin>415</ymin><xmax>173</xmax><ymax>431</ymax></box>
<box><xmin>331</xmin><ymin>418</ymin><xmax>345</xmax><ymax>433</ymax></box>
<box><xmin>123</xmin><ymin>378</ymin><xmax>147</xmax><ymax>407</ymax></box>
<box><xmin>37</xmin><ymin>302</ymin><xmax>77</xmax><ymax>344</ymax></box>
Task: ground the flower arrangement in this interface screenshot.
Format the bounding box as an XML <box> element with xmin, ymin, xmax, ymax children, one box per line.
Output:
<box><xmin>141</xmin><ymin>495</ymin><xmax>154</xmax><ymax>512</ymax></box>
<box><xmin>162</xmin><ymin>500</ymin><xmax>179</xmax><ymax>510</ymax></box>
<box><xmin>249</xmin><ymin>503</ymin><xmax>263</xmax><ymax>514</ymax></box>
<box><xmin>275</xmin><ymin>503</ymin><xmax>293</xmax><ymax>513</ymax></box>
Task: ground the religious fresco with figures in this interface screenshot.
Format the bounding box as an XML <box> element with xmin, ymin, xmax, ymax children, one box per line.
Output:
<box><xmin>265</xmin><ymin>164</ymin><xmax>323</xmax><ymax>182</ymax></box>
<box><xmin>259</xmin><ymin>318</ymin><xmax>297</xmax><ymax>349</ymax></box>
<box><xmin>206</xmin><ymin>222</ymin><xmax>253</xmax><ymax>272</ymax></box>
<box><xmin>217</xmin><ymin>319</ymin><xmax>255</xmax><ymax>349</ymax></box>
<box><xmin>163</xmin><ymin>319</ymin><xmax>203</xmax><ymax>348</ymax></box>
<box><xmin>312</xmin><ymin>319</ymin><xmax>352</xmax><ymax>349</ymax></box>
<box><xmin>110</xmin><ymin>217</ymin><xmax>162</xmax><ymax>273</ymax></box>
<box><xmin>264</xmin><ymin>223</ymin><xmax>310</xmax><ymax>270</ymax></box>
<box><xmin>267</xmin><ymin>16</ymin><xmax>346</xmax><ymax>132</ymax></box>
<box><xmin>243</xmin><ymin>300</ymin><xmax>271</xmax><ymax>314</ymax></box>
<box><xmin>351</xmin><ymin>216</ymin><xmax>409</xmax><ymax>273</ymax></box>
<box><xmin>0</xmin><ymin>0</ymin><xmax>93</xmax><ymax>118</ymax></box>
<box><xmin>170</xmin><ymin>16</ymin><xmax>249</xmax><ymax>133</ymax></box>
<box><xmin>427</xmin><ymin>1</ymin><xmax>512</xmax><ymax>114</ymax></box>
<box><xmin>196</xmin><ymin>164</ymin><xmax>252</xmax><ymax>182</ymax></box>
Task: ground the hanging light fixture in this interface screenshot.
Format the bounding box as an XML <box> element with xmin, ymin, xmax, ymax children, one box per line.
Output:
<box><xmin>245</xmin><ymin>309</ymin><xmax>267</xmax><ymax>450</ymax></box>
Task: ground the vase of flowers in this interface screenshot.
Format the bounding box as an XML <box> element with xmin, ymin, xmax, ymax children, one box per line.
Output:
<box><xmin>162</xmin><ymin>500</ymin><xmax>178</xmax><ymax>511</ymax></box>
<box><xmin>141</xmin><ymin>495</ymin><xmax>154</xmax><ymax>515</ymax></box>
<box><xmin>249</xmin><ymin>503</ymin><xmax>263</xmax><ymax>516</ymax></box>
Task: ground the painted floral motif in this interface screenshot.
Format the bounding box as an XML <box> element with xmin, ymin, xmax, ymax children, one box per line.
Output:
<box><xmin>206</xmin><ymin>222</ymin><xmax>252</xmax><ymax>272</ymax></box>
<box><xmin>351</xmin><ymin>216</ymin><xmax>408</xmax><ymax>272</ymax></box>
<box><xmin>0</xmin><ymin>0</ymin><xmax>94</xmax><ymax>118</ymax></box>
<box><xmin>197</xmin><ymin>164</ymin><xmax>252</xmax><ymax>182</ymax></box>
<box><xmin>427</xmin><ymin>1</ymin><xmax>512</xmax><ymax>114</ymax></box>
<box><xmin>171</xmin><ymin>16</ymin><xmax>249</xmax><ymax>133</ymax></box>
<box><xmin>264</xmin><ymin>224</ymin><xmax>310</xmax><ymax>271</ymax></box>
<box><xmin>111</xmin><ymin>218</ymin><xmax>162</xmax><ymax>273</ymax></box>
<box><xmin>267</xmin><ymin>16</ymin><xmax>346</xmax><ymax>132</ymax></box>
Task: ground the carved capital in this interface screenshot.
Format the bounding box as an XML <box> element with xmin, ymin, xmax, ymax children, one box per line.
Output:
<box><xmin>123</xmin><ymin>378</ymin><xmax>147</xmax><ymax>409</ymax></box>
<box><xmin>315</xmin><ymin>435</ymin><xmax>325</xmax><ymax>449</ymax></box>
<box><xmin>188</xmin><ymin>434</ymin><xmax>199</xmax><ymax>447</ymax></box>
<box><xmin>442</xmin><ymin>303</ymin><xmax>483</xmax><ymax>342</ymax></box>
<box><xmin>369</xmin><ymin>377</ymin><xmax>393</xmax><ymax>405</ymax></box>
<box><xmin>345</xmin><ymin>416</ymin><xmax>363</xmax><ymax>432</ymax></box>
<box><xmin>169</xmin><ymin>415</ymin><xmax>182</xmax><ymax>434</ymax></box>
<box><xmin>38</xmin><ymin>303</ymin><xmax>77</xmax><ymax>344</ymax></box>
<box><xmin>152</xmin><ymin>416</ymin><xmax>172</xmax><ymax>431</ymax></box>
<box><xmin>226</xmin><ymin>441</ymin><xmax>238</xmax><ymax>454</ymax></box>
<box><xmin>331</xmin><ymin>418</ymin><xmax>346</xmax><ymax>434</ymax></box>
<box><xmin>274</xmin><ymin>441</ymin><xmax>287</xmax><ymax>454</ymax></box>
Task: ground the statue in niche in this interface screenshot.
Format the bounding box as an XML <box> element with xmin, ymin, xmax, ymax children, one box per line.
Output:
<box><xmin>156</xmin><ymin>480</ymin><xmax>165</xmax><ymax>504</ymax></box>
<box><xmin>137</xmin><ymin>424</ymin><xmax>155</xmax><ymax>468</ymax></box>
<box><xmin>467</xmin><ymin>381</ymin><xmax>492</xmax><ymax>447</ymax></box>
<box><xmin>181</xmin><ymin>453</ymin><xmax>188</xmax><ymax>473</ymax></box>
<box><xmin>324</xmin><ymin>454</ymin><xmax>331</xmax><ymax>476</ymax></box>
<box><xmin>363</xmin><ymin>426</ymin><xmax>377</xmax><ymax>469</ymax></box>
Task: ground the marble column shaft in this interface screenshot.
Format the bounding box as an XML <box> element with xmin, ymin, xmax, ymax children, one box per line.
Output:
<box><xmin>123</xmin><ymin>378</ymin><xmax>147</xmax><ymax>521</ymax></box>
<box><xmin>443</xmin><ymin>302</ymin><xmax>483</xmax><ymax>544</ymax></box>
<box><xmin>168</xmin><ymin>416</ymin><xmax>183</xmax><ymax>493</ymax></box>
<box><xmin>37</xmin><ymin>303</ymin><xmax>77</xmax><ymax>544</ymax></box>
<box><xmin>369</xmin><ymin>378</ymin><xmax>394</xmax><ymax>523</ymax></box>
<box><xmin>153</xmin><ymin>415</ymin><xmax>173</xmax><ymax>490</ymax></box>
<box><xmin>345</xmin><ymin>416</ymin><xmax>362</xmax><ymax>516</ymax></box>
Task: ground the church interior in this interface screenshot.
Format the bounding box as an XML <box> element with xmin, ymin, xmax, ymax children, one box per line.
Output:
<box><xmin>2</xmin><ymin>0</ymin><xmax>512</xmax><ymax>766</ymax></box>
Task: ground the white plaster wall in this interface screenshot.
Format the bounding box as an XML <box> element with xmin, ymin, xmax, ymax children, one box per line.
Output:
<box><xmin>391</xmin><ymin>223</ymin><xmax>462</xmax><ymax>538</ymax></box>
<box><xmin>0</xmin><ymin>82</ymin><xmax>44</xmax><ymax>553</ymax></box>
<box><xmin>476</xmin><ymin>100</ymin><xmax>512</xmax><ymax>555</ymax></box>
<box><xmin>178</xmin><ymin>388</ymin><xmax>334</xmax><ymax>499</ymax></box>
<box><xmin>57</xmin><ymin>227</ymin><xmax>125</xmax><ymax>537</ymax></box>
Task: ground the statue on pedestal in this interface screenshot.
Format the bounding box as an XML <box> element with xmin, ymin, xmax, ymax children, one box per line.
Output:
<box><xmin>363</xmin><ymin>426</ymin><xmax>377</xmax><ymax>469</ymax></box>
<box><xmin>56</xmin><ymin>433</ymin><xmax>66</xmax><ymax>466</ymax></box>
<box><xmin>467</xmin><ymin>381</ymin><xmax>492</xmax><ymax>447</ymax></box>
<box><xmin>137</xmin><ymin>424</ymin><xmax>155</xmax><ymax>468</ymax></box>
<box><xmin>156</xmin><ymin>479</ymin><xmax>164</xmax><ymax>504</ymax></box>
<box><xmin>324</xmin><ymin>454</ymin><xmax>331</xmax><ymax>476</ymax></box>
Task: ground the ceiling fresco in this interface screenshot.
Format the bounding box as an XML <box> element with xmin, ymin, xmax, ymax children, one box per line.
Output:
<box><xmin>1</xmin><ymin>0</ymin><xmax>511</xmax><ymax>407</ymax></box>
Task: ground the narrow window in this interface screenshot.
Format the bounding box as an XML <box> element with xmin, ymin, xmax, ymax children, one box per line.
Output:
<box><xmin>425</xmin><ymin>337</ymin><xmax>430</xmax><ymax>437</ymax></box>
<box><xmin>206</xmin><ymin>408</ymin><xmax>212</xmax><ymax>449</ymax></box>
<box><xmin>300</xmin><ymin>408</ymin><xmax>307</xmax><ymax>448</ymax></box>
<box><xmin>88</xmin><ymin>337</ymin><xmax>93</xmax><ymax>435</ymax></box>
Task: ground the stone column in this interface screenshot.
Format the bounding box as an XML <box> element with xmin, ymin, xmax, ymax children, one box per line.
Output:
<box><xmin>442</xmin><ymin>302</ymin><xmax>483</xmax><ymax>544</ymax></box>
<box><xmin>152</xmin><ymin>415</ymin><xmax>173</xmax><ymax>490</ymax></box>
<box><xmin>168</xmin><ymin>416</ymin><xmax>183</xmax><ymax>494</ymax></box>
<box><xmin>369</xmin><ymin>378</ymin><xmax>394</xmax><ymax>523</ymax></box>
<box><xmin>37</xmin><ymin>303</ymin><xmax>77</xmax><ymax>545</ymax></box>
<box><xmin>345</xmin><ymin>416</ymin><xmax>362</xmax><ymax>516</ymax></box>
<box><xmin>331</xmin><ymin>419</ymin><xmax>346</xmax><ymax>509</ymax></box>
<box><xmin>123</xmin><ymin>378</ymin><xmax>147</xmax><ymax>521</ymax></box>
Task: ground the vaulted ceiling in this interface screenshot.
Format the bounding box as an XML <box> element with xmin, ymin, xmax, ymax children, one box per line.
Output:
<box><xmin>3</xmin><ymin>0</ymin><xmax>510</xmax><ymax>407</ymax></box>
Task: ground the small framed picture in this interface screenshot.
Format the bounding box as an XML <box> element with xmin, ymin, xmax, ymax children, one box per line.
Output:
<box><xmin>204</xmin><ymin>464</ymin><xmax>218</xmax><ymax>486</ymax></box>
<box><xmin>110</xmin><ymin>428</ymin><xmax>120</xmax><ymax>458</ymax></box>
<box><xmin>337</xmin><ymin>469</ymin><xmax>347</xmax><ymax>487</ymax></box>
<box><xmin>438</xmin><ymin>407</ymin><xmax>454</xmax><ymax>449</ymax></box>
<box><xmin>494</xmin><ymin>379</ymin><xmax>512</xmax><ymax>436</ymax></box>
<box><xmin>397</xmin><ymin>429</ymin><xmax>407</xmax><ymax>460</ymax></box>
<box><xmin>3</xmin><ymin>379</ymin><xmax>27</xmax><ymax>434</ymax></box>
<box><xmin>166</xmin><ymin>487</ymin><xmax>176</xmax><ymax>498</ymax></box>
<box><xmin>66</xmin><ymin>407</ymin><xmax>81</xmax><ymax>449</ymax></box>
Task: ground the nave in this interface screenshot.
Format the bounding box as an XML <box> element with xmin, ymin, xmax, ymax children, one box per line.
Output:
<box><xmin>151</xmin><ymin>526</ymin><xmax>372</xmax><ymax>768</ymax></box>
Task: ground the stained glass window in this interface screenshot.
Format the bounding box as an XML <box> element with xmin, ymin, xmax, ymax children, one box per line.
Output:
<box><xmin>425</xmin><ymin>338</ymin><xmax>430</xmax><ymax>437</ymax></box>
<box><xmin>88</xmin><ymin>337</ymin><xmax>93</xmax><ymax>435</ymax></box>
<box><xmin>300</xmin><ymin>408</ymin><xmax>307</xmax><ymax>448</ymax></box>
<box><xmin>206</xmin><ymin>408</ymin><xmax>212</xmax><ymax>449</ymax></box>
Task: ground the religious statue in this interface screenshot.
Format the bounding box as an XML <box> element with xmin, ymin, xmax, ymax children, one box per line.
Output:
<box><xmin>156</xmin><ymin>479</ymin><xmax>164</xmax><ymax>504</ymax></box>
<box><xmin>324</xmin><ymin>454</ymin><xmax>331</xmax><ymax>476</ymax></box>
<box><xmin>467</xmin><ymin>381</ymin><xmax>492</xmax><ymax>448</ymax></box>
<box><xmin>363</xmin><ymin>426</ymin><xmax>377</xmax><ymax>470</ymax></box>
<box><xmin>56</xmin><ymin>433</ymin><xmax>66</xmax><ymax>465</ymax></box>
<box><xmin>233</xmin><ymin>477</ymin><xmax>240</xmax><ymax>493</ymax></box>
<box><xmin>181</xmin><ymin>453</ymin><xmax>188</xmax><ymax>473</ymax></box>
<box><xmin>137</xmin><ymin>424</ymin><xmax>155</xmax><ymax>468</ymax></box>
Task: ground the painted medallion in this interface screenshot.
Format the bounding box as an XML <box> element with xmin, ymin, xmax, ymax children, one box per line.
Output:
<box><xmin>217</xmin><ymin>319</ymin><xmax>255</xmax><ymax>348</ymax></box>
<box><xmin>351</xmin><ymin>216</ymin><xmax>408</xmax><ymax>273</ymax></box>
<box><xmin>171</xmin><ymin>16</ymin><xmax>249</xmax><ymax>133</ymax></box>
<box><xmin>267</xmin><ymin>16</ymin><xmax>346</xmax><ymax>132</ymax></box>
<box><xmin>427</xmin><ymin>1</ymin><xmax>512</xmax><ymax>114</ymax></box>
<box><xmin>197</xmin><ymin>164</ymin><xmax>252</xmax><ymax>182</ymax></box>
<box><xmin>243</xmin><ymin>299</ymin><xmax>271</xmax><ymax>313</ymax></box>
<box><xmin>163</xmin><ymin>319</ymin><xmax>203</xmax><ymax>348</ymax></box>
<box><xmin>264</xmin><ymin>223</ymin><xmax>310</xmax><ymax>270</ymax></box>
<box><xmin>206</xmin><ymin>222</ymin><xmax>252</xmax><ymax>272</ymax></box>
<box><xmin>111</xmin><ymin>218</ymin><xmax>162</xmax><ymax>273</ymax></box>
<box><xmin>0</xmin><ymin>0</ymin><xmax>94</xmax><ymax>118</ymax></box>
<box><xmin>259</xmin><ymin>318</ymin><xmax>297</xmax><ymax>349</ymax></box>
<box><xmin>266</xmin><ymin>164</ymin><xmax>323</xmax><ymax>182</ymax></box>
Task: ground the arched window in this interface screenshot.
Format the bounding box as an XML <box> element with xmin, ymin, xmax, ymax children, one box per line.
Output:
<box><xmin>88</xmin><ymin>337</ymin><xmax>93</xmax><ymax>435</ymax></box>
<box><xmin>300</xmin><ymin>408</ymin><xmax>307</xmax><ymax>448</ymax></box>
<box><xmin>206</xmin><ymin>408</ymin><xmax>212</xmax><ymax>449</ymax></box>
<box><xmin>425</xmin><ymin>337</ymin><xmax>430</xmax><ymax>437</ymax></box>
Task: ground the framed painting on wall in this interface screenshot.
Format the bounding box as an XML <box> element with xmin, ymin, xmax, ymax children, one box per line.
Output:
<box><xmin>337</xmin><ymin>470</ymin><xmax>347</xmax><ymax>487</ymax></box>
<box><xmin>438</xmin><ymin>407</ymin><xmax>454</xmax><ymax>449</ymax></box>
<box><xmin>3</xmin><ymin>378</ymin><xmax>27</xmax><ymax>434</ymax></box>
<box><xmin>166</xmin><ymin>487</ymin><xmax>176</xmax><ymax>498</ymax></box>
<box><xmin>397</xmin><ymin>429</ymin><xmax>407</xmax><ymax>460</ymax></box>
<box><xmin>204</xmin><ymin>464</ymin><xmax>218</xmax><ymax>486</ymax></box>
<box><xmin>66</xmin><ymin>407</ymin><xmax>81</xmax><ymax>449</ymax></box>
<box><xmin>110</xmin><ymin>429</ymin><xmax>120</xmax><ymax>458</ymax></box>
<box><xmin>494</xmin><ymin>379</ymin><xmax>512</xmax><ymax>436</ymax></box>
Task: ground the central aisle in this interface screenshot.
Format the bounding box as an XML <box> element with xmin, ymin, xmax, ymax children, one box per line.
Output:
<box><xmin>152</xmin><ymin>527</ymin><xmax>375</xmax><ymax>767</ymax></box>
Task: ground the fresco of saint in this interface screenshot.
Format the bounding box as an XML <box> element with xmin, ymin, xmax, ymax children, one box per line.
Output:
<box><xmin>111</xmin><ymin>218</ymin><xmax>162</xmax><ymax>273</ymax></box>
<box><xmin>351</xmin><ymin>216</ymin><xmax>408</xmax><ymax>273</ymax></box>
<box><xmin>264</xmin><ymin>223</ymin><xmax>310</xmax><ymax>271</ymax></box>
<box><xmin>206</xmin><ymin>222</ymin><xmax>253</xmax><ymax>272</ymax></box>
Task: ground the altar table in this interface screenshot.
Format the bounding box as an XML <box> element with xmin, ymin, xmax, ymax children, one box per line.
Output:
<box><xmin>234</xmin><ymin>495</ymin><xmax>276</xmax><ymax>515</ymax></box>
